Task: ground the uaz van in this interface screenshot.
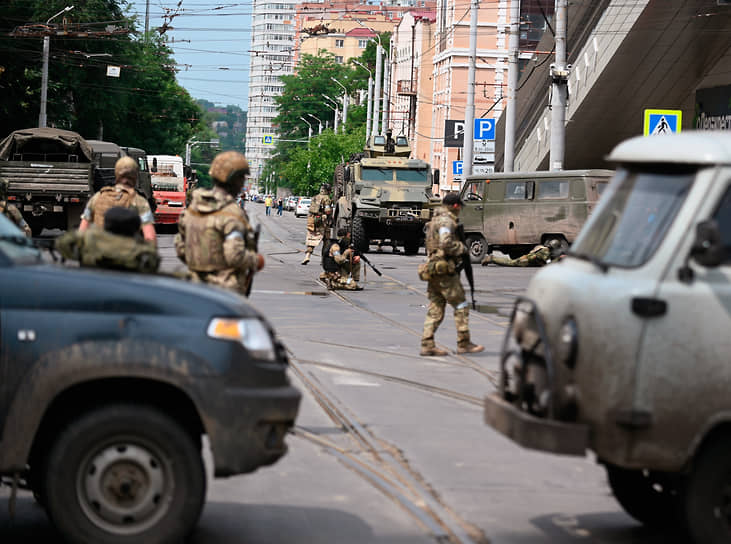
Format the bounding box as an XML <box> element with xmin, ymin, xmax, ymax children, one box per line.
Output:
<box><xmin>484</xmin><ymin>132</ymin><xmax>731</xmax><ymax>544</ymax></box>
<box><xmin>459</xmin><ymin>169</ymin><xmax>613</xmax><ymax>262</ymax></box>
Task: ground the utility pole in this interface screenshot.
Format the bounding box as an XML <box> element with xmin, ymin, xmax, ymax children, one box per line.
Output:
<box><xmin>372</xmin><ymin>44</ymin><xmax>383</xmax><ymax>137</ymax></box>
<box><xmin>145</xmin><ymin>0</ymin><xmax>150</xmax><ymax>39</ymax></box>
<box><xmin>504</xmin><ymin>0</ymin><xmax>520</xmax><ymax>172</ymax></box>
<box><xmin>39</xmin><ymin>5</ymin><xmax>74</xmax><ymax>128</ymax></box>
<box><xmin>353</xmin><ymin>60</ymin><xmax>373</xmax><ymax>142</ymax></box>
<box><xmin>550</xmin><ymin>0</ymin><xmax>569</xmax><ymax>171</ymax></box>
<box><xmin>381</xmin><ymin>41</ymin><xmax>391</xmax><ymax>135</ymax></box>
<box><xmin>462</xmin><ymin>0</ymin><xmax>479</xmax><ymax>178</ymax></box>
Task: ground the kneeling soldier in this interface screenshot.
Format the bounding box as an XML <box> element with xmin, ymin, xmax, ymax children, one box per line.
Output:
<box><xmin>320</xmin><ymin>227</ymin><xmax>362</xmax><ymax>290</ymax></box>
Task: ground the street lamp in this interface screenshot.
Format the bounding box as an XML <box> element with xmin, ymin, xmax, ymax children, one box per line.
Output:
<box><xmin>353</xmin><ymin>60</ymin><xmax>373</xmax><ymax>142</ymax></box>
<box><xmin>185</xmin><ymin>139</ymin><xmax>220</xmax><ymax>167</ymax></box>
<box><xmin>307</xmin><ymin>114</ymin><xmax>323</xmax><ymax>135</ymax></box>
<box><xmin>330</xmin><ymin>77</ymin><xmax>348</xmax><ymax>132</ymax></box>
<box><xmin>322</xmin><ymin>94</ymin><xmax>340</xmax><ymax>133</ymax></box>
<box><xmin>299</xmin><ymin>116</ymin><xmax>312</xmax><ymax>142</ymax></box>
<box><xmin>39</xmin><ymin>5</ymin><xmax>74</xmax><ymax>128</ymax></box>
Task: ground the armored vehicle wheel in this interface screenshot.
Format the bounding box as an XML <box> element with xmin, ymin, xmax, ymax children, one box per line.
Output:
<box><xmin>43</xmin><ymin>403</ymin><xmax>205</xmax><ymax>544</ymax></box>
<box><xmin>466</xmin><ymin>234</ymin><xmax>487</xmax><ymax>263</ymax></box>
<box><xmin>606</xmin><ymin>464</ymin><xmax>679</xmax><ymax>528</ymax></box>
<box><xmin>543</xmin><ymin>236</ymin><xmax>569</xmax><ymax>252</ymax></box>
<box><xmin>352</xmin><ymin>216</ymin><xmax>369</xmax><ymax>254</ymax></box>
<box><xmin>404</xmin><ymin>238</ymin><xmax>421</xmax><ymax>255</ymax></box>
<box><xmin>684</xmin><ymin>436</ymin><xmax>731</xmax><ymax>544</ymax></box>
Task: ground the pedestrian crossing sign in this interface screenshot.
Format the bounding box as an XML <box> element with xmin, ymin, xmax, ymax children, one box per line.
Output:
<box><xmin>262</xmin><ymin>135</ymin><xmax>274</xmax><ymax>144</ymax></box>
<box><xmin>643</xmin><ymin>109</ymin><xmax>682</xmax><ymax>136</ymax></box>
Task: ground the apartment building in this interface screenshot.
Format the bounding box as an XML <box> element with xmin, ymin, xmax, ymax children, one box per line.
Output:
<box><xmin>244</xmin><ymin>0</ymin><xmax>297</xmax><ymax>188</ymax></box>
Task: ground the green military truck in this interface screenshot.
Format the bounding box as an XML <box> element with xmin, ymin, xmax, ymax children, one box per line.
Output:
<box><xmin>0</xmin><ymin>128</ymin><xmax>95</xmax><ymax>236</ymax></box>
<box><xmin>332</xmin><ymin>131</ymin><xmax>434</xmax><ymax>255</ymax></box>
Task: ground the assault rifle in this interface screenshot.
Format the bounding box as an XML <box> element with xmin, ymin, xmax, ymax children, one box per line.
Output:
<box><xmin>455</xmin><ymin>224</ymin><xmax>476</xmax><ymax>309</ymax></box>
<box><xmin>244</xmin><ymin>223</ymin><xmax>261</xmax><ymax>297</ymax></box>
<box><xmin>349</xmin><ymin>245</ymin><xmax>382</xmax><ymax>276</ymax></box>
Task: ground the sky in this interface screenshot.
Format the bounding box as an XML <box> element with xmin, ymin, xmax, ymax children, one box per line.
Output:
<box><xmin>128</xmin><ymin>0</ymin><xmax>252</xmax><ymax>110</ymax></box>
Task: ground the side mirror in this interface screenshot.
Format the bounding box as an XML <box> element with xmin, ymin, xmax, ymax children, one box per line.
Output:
<box><xmin>434</xmin><ymin>169</ymin><xmax>440</xmax><ymax>187</ymax></box>
<box><xmin>691</xmin><ymin>219</ymin><xmax>725</xmax><ymax>268</ymax></box>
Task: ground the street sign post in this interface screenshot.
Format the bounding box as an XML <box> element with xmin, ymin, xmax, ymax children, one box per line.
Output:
<box><xmin>474</xmin><ymin>118</ymin><xmax>496</xmax><ymax>140</ymax></box>
<box><xmin>262</xmin><ymin>135</ymin><xmax>274</xmax><ymax>144</ymax></box>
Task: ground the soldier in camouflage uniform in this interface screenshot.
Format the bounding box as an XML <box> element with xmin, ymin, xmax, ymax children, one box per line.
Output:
<box><xmin>420</xmin><ymin>193</ymin><xmax>484</xmax><ymax>356</ymax></box>
<box><xmin>79</xmin><ymin>156</ymin><xmax>157</xmax><ymax>244</ymax></box>
<box><xmin>481</xmin><ymin>239</ymin><xmax>561</xmax><ymax>267</ymax></box>
<box><xmin>174</xmin><ymin>151</ymin><xmax>264</xmax><ymax>295</ymax></box>
<box><xmin>56</xmin><ymin>206</ymin><xmax>160</xmax><ymax>273</ymax></box>
<box><xmin>319</xmin><ymin>227</ymin><xmax>362</xmax><ymax>290</ymax></box>
<box><xmin>301</xmin><ymin>183</ymin><xmax>333</xmax><ymax>265</ymax></box>
<box><xmin>0</xmin><ymin>177</ymin><xmax>32</xmax><ymax>236</ymax></box>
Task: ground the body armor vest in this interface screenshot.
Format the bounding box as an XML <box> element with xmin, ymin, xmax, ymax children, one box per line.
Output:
<box><xmin>321</xmin><ymin>239</ymin><xmax>339</xmax><ymax>272</ymax></box>
<box><xmin>92</xmin><ymin>185</ymin><xmax>136</xmax><ymax>227</ymax></box>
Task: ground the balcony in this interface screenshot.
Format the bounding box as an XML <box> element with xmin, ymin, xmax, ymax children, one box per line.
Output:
<box><xmin>397</xmin><ymin>79</ymin><xmax>417</xmax><ymax>96</ymax></box>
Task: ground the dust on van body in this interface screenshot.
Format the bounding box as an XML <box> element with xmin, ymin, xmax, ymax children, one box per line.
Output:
<box><xmin>459</xmin><ymin>169</ymin><xmax>613</xmax><ymax>262</ymax></box>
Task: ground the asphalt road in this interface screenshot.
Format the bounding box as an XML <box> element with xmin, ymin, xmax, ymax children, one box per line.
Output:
<box><xmin>1</xmin><ymin>206</ymin><xmax>684</xmax><ymax>543</ymax></box>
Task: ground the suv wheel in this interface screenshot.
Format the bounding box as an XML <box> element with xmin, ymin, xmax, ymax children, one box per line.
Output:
<box><xmin>44</xmin><ymin>403</ymin><xmax>205</xmax><ymax>544</ymax></box>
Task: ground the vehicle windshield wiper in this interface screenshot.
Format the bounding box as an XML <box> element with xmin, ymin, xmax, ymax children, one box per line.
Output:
<box><xmin>0</xmin><ymin>234</ymin><xmax>35</xmax><ymax>248</ymax></box>
<box><xmin>565</xmin><ymin>250</ymin><xmax>610</xmax><ymax>273</ymax></box>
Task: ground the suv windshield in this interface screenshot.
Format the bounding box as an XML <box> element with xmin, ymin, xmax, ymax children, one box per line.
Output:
<box><xmin>361</xmin><ymin>168</ymin><xmax>428</xmax><ymax>184</ymax></box>
<box><xmin>572</xmin><ymin>166</ymin><xmax>695</xmax><ymax>267</ymax></box>
<box><xmin>0</xmin><ymin>215</ymin><xmax>41</xmax><ymax>264</ymax></box>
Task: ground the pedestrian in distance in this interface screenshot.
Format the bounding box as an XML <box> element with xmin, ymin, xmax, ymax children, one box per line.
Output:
<box><xmin>0</xmin><ymin>177</ymin><xmax>32</xmax><ymax>236</ymax></box>
<box><xmin>265</xmin><ymin>195</ymin><xmax>272</xmax><ymax>216</ymax></box>
<box><xmin>175</xmin><ymin>151</ymin><xmax>264</xmax><ymax>296</ymax></box>
<box><xmin>481</xmin><ymin>239</ymin><xmax>562</xmax><ymax>267</ymax></box>
<box><xmin>418</xmin><ymin>193</ymin><xmax>484</xmax><ymax>356</ymax></box>
<box><xmin>277</xmin><ymin>197</ymin><xmax>283</xmax><ymax>216</ymax></box>
<box><xmin>301</xmin><ymin>183</ymin><xmax>333</xmax><ymax>265</ymax></box>
<box><xmin>79</xmin><ymin>156</ymin><xmax>157</xmax><ymax>244</ymax></box>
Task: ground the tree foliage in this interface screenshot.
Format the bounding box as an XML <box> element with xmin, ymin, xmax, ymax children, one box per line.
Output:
<box><xmin>0</xmin><ymin>0</ymin><xmax>202</xmax><ymax>154</ymax></box>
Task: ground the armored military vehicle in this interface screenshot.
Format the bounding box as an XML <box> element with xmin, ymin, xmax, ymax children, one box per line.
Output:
<box><xmin>331</xmin><ymin>130</ymin><xmax>434</xmax><ymax>254</ymax></box>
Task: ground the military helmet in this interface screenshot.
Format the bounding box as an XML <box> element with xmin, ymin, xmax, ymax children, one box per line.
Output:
<box><xmin>321</xmin><ymin>183</ymin><xmax>332</xmax><ymax>193</ymax></box>
<box><xmin>104</xmin><ymin>206</ymin><xmax>141</xmax><ymax>237</ymax></box>
<box><xmin>546</xmin><ymin>239</ymin><xmax>562</xmax><ymax>250</ymax></box>
<box><xmin>442</xmin><ymin>192</ymin><xmax>463</xmax><ymax>207</ymax></box>
<box><xmin>209</xmin><ymin>151</ymin><xmax>250</xmax><ymax>184</ymax></box>
<box><xmin>114</xmin><ymin>156</ymin><xmax>139</xmax><ymax>181</ymax></box>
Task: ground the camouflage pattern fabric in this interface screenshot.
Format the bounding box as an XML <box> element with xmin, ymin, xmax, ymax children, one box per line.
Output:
<box><xmin>55</xmin><ymin>228</ymin><xmax>159</xmax><ymax>273</ymax></box>
<box><xmin>421</xmin><ymin>205</ymin><xmax>473</xmax><ymax>350</ymax></box>
<box><xmin>320</xmin><ymin>240</ymin><xmax>361</xmax><ymax>289</ymax></box>
<box><xmin>82</xmin><ymin>184</ymin><xmax>154</xmax><ymax>228</ymax></box>
<box><xmin>0</xmin><ymin>200</ymin><xmax>32</xmax><ymax>236</ymax></box>
<box><xmin>305</xmin><ymin>189</ymin><xmax>332</xmax><ymax>248</ymax></box>
<box><xmin>484</xmin><ymin>245</ymin><xmax>550</xmax><ymax>267</ymax></box>
<box><xmin>175</xmin><ymin>186</ymin><xmax>258</xmax><ymax>295</ymax></box>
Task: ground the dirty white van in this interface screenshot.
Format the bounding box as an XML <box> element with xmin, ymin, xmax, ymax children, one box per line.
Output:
<box><xmin>484</xmin><ymin>131</ymin><xmax>731</xmax><ymax>544</ymax></box>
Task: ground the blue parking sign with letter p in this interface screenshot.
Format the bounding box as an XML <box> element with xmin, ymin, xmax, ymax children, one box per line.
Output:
<box><xmin>474</xmin><ymin>118</ymin><xmax>495</xmax><ymax>140</ymax></box>
<box><xmin>452</xmin><ymin>160</ymin><xmax>464</xmax><ymax>176</ymax></box>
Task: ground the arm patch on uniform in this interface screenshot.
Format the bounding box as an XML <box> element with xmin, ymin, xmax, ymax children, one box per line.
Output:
<box><xmin>225</xmin><ymin>231</ymin><xmax>244</xmax><ymax>241</ymax></box>
<box><xmin>438</xmin><ymin>226</ymin><xmax>451</xmax><ymax>236</ymax></box>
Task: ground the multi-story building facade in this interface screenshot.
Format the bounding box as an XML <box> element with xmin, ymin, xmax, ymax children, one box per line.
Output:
<box><xmin>244</xmin><ymin>0</ymin><xmax>297</xmax><ymax>190</ymax></box>
<box><xmin>390</xmin><ymin>10</ymin><xmax>436</xmax><ymax>163</ymax></box>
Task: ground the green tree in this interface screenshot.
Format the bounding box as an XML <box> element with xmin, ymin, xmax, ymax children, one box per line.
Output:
<box><xmin>0</xmin><ymin>0</ymin><xmax>202</xmax><ymax>153</ymax></box>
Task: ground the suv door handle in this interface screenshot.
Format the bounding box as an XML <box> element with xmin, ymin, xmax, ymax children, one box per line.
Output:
<box><xmin>631</xmin><ymin>297</ymin><xmax>667</xmax><ymax>317</ymax></box>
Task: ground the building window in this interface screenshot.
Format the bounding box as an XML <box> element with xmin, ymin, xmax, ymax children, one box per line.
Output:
<box><xmin>335</xmin><ymin>56</ymin><xmax>343</xmax><ymax>64</ymax></box>
<box><xmin>335</xmin><ymin>39</ymin><xmax>344</xmax><ymax>48</ymax></box>
<box><xmin>358</xmin><ymin>39</ymin><xmax>368</xmax><ymax>48</ymax></box>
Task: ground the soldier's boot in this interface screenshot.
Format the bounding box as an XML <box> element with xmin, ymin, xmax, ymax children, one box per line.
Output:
<box><xmin>420</xmin><ymin>345</ymin><xmax>449</xmax><ymax>357</ymax></box>
<box><xmin>301</xmin><ymin>249</ymin><xmax>312</xmax><ymax>265</ymax></box>
<box><xmin>481</xmin><ymin>255</ymin><xmax>492</xmax><ymax>266</ymax></box>
<box><xmin>457</xmin><ymin>342</ymin><xmax>484</xmax><ymax>354</ymax></box>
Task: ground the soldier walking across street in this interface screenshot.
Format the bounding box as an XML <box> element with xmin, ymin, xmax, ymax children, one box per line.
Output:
<box><xmin>301</xmin><ymin>183</ymin><xmax>333</xmax><ymax>265</ymax></box>
<box><xmin>320</xmin><ymin>227</ymin><xmax>362</xmax><ymax>290</ymax></box>
<box><xmin>174</xmin><ymin>151</ymin><xmax>264</xmax><ymax>295</ymax></box>
<box><xmin>419</xmin><ymin>193</ymin><xmax>484</xmax><ymax>356</ymax></box>
<box><xmin>481</xmin><ymin>239</ymin><xmax>562</xmax><ymax>267</ymax></box>
<box><xmin>79</xmin><ymin>156</ymin><xmax>157</xmax><ymax>244</ymax></box>
<box><xmin>0</xmin><ymin>177</ymin><xmax>32</xmax><ymax>236</ymax></box>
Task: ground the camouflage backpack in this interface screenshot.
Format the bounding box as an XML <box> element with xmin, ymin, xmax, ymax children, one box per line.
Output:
<box><xmin>56</xmin><ymin>229</ymin><xmax>159</xmax><ymax>273</ymax></box>
<box><xmin>92</xmin><ymin>185</ymin><xmax>136</xmax><ymax>227</ymax></box>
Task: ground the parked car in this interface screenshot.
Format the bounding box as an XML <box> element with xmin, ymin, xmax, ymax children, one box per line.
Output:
<box><xmin>295</xmin><ymin>198</ymin><xmax>311</xmax><ymax>217</ymax></box>
<box><xmin>286</xmin><ymin>196</ymin><xmax>298</xmax><ymax>211</ymax></box>
<box><xmin>0</xmin><ymin>214</ymin><xmax>301</xmax><ymax>544</ymax></box>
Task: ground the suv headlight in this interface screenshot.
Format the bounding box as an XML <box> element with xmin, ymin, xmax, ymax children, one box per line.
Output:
<box><xmin>556</xmin><ymin>317</ymin><xmax>578</xmax><ymax>369</ymax></box>
<box><xmin>207</xmin><ymin>318</ymin><xmax>276</xmax><ymax>361</ymax></box>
